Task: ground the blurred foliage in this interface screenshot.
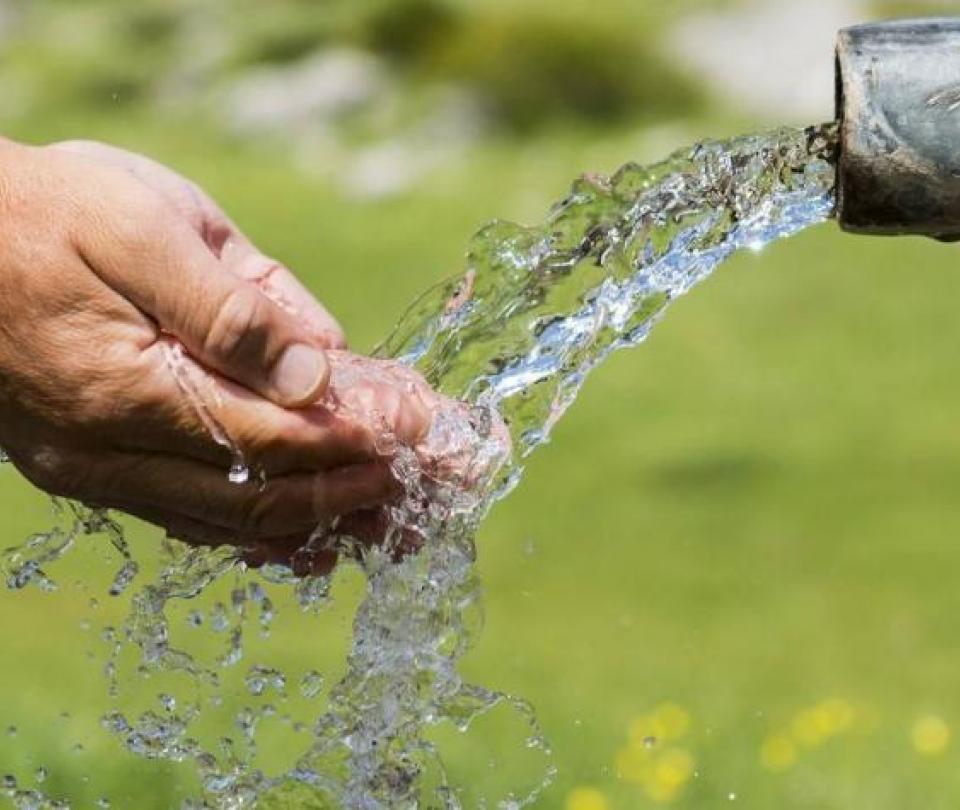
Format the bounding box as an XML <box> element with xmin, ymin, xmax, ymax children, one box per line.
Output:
<box><xmin>0</xmin><ymin>0</ymin><xmax>706</xmax><ymax>135</ymax></box>
<box><xmin>870</xmin><ymin>0</ymin><xmax>960</xmax><ymax>17</ymax></box>
<box><xmin>428</xmin><ymin>10</ymin><xmax>704</xmax><ymax>131</ymax></box>
<box><xmin>358</xmin><ymin>0</ymin><xmax>459</xmax><ymax>65</ymax></box>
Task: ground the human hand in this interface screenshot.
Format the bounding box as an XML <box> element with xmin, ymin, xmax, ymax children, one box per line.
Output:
<box><xmin>0</xmin><ymin>137</ymin><xmax>431</xmax><ymax>549</ymax></box>
<box><xmin>48</xmin><ymin>139</ymin><xmax>348</xmax><ymax>350</ymax></box>
<box><xmin>244</xmin><ymin>351</ymin><xmax>512</xmax><ymax>576</ymax></box>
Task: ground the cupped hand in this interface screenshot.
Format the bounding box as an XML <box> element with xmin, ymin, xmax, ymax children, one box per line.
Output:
<box><xmin>0</xmin><ymin>137</ymin><xmax>432</xmax><ymax>549</ymax></box>
<box><xmin>244</xmin><ymin>352</ymin><xmax>512</xmax><ymax>577</ymax></box>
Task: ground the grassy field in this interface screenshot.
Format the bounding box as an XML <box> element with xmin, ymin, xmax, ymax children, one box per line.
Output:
<box><xmin>5</xmin><ymin>3</ymin><xmax>960</xmax><ymax>809</ymax></box>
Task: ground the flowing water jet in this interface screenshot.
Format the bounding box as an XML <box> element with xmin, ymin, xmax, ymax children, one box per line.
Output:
<box><xmin>2</xmin><ymin>122</ymin><xmax>841</xmax><ymax>808</ymax></box>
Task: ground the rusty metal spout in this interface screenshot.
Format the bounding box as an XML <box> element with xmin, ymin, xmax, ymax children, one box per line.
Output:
<box><xmin>836</xmin><ymin>18</ymin><xmax>960</xmax><ymax>238</ymax></box>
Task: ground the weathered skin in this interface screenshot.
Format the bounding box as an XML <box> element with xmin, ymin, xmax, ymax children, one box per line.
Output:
<box><xmin>0</xmin><ymin>137</ymin><xmax>447</xmax><ymax>561</ymax></box>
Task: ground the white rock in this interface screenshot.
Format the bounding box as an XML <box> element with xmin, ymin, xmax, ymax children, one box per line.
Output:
<box><xmin>669</xmin><ymin>0</ymin><xmax>867</xmax><ymax>122</ymax></box>
<box><xmin>339</xmin><ymin>87</ymin><xmax>487</xmax><ymax>200</ymax></box>
<box><xmin>224</xmin><ymin>48</ymin><xmax>386</xmax><ymax>134</ymax></box>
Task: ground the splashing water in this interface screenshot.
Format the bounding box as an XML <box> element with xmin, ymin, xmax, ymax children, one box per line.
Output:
<box><xmin>1</xmin><ymin>124</ymin><xmax>837</xmax><ymax>808</ymax></box>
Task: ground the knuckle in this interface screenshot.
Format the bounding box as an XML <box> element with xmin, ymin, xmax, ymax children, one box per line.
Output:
<box><xmin>72</xmin><ymin>382</ymin><xmax>123</xmax><ymax>431</ymax></box>
<box><xmin>109</xmin><ymin>196</ymin><xmax>169</xmax><ymax>254</ymax></box>
<box><xmin>67</xmin><ymin>359</ymin><xmax>146</xmax><ymax>434</ymax></box>
<box><xmin>204</xmin><ymin>285</ymin><xmax>270</xmax><ymax>368</ymax></box>
<box><xmin>345</xmin><ymin>420</ymin><xmax>377</xmax><ymax>457</ymax></box>
<box><xmin>320</xmin><ymin>328</ymin><xmax>348</xmax><ymax>350</ymax></box>
<box><xmin>234</xmin><ymin>488</ymin><xmax>277</xmax><ymax>535</ymax></box>
<box><xmin>22</xmin><ymin>446</ymin><xmax>77</xmax><ymax>497</ymax></box>
<box><xmin>253</xmin><ymin>426</ymin><xmax>298</xmax><ymax>470</ymax></box>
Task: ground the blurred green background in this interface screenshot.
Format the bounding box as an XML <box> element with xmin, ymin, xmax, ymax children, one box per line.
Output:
<box><xmin>3</xmin><ymin>0</ymin><xmax>960</xmax><ymax>807</ymax></box>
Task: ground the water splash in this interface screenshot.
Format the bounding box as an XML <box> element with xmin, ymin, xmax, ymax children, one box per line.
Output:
<box><xmin>1</xmin><ymin>124</ymin><xmax>837</xmax><ymax>807</ymax></box>
<box><xmin>161</xmin><ymin>340</ymin><xmax>252</xmax><ymax>487</ymax></box>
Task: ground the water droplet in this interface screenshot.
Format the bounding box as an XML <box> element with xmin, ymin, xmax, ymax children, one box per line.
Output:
<box><xmin>228</xmin><ymin>463</ymin><xmax>250</xmax><ymax>485</ymax></box>
<box><xmin>245</xmin><ymin>665</ymin><xmax>285</xmax><ymax>697</ymax></box>
<box><xmin>299</xmin><ymin>670</ymin><xmax>324</xmax><ymax>699</ymax></box>
<box><xmin>644</xmin><ymin>735</ymin><xmax>657</xmax><ymax>749</ymax></box>
<box><xmin>210</xmin><ymin>603</ymin><xmax>229</xmax><ymax>633</ymax></box>
<box><xmin>5</xmin><ymin>726</ymin><xmax>16</xmax><ymax>738</ymax></box>
<box><xmin>101</xmin><ymin>712</ymin><xmax>130</xmax><ymax>735</ymax></box>
<box><xmin>728</xmin><ymin>792</ymin><xmax>737</xmax><ymax>801</ymax></box>
<box><xmin>35</xmin><ymin>766</ymin><xmax>47</xmax><ymax>783</ymax></box>
<box><xmin>108</xmin><ymin>559</ymin><xmax>139</xmax><ymax>597</ymax></box>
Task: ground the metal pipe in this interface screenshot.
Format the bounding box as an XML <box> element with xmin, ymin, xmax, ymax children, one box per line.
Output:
<box><xmin>836</xmin><ymin>18</ymin><xmax>960</xmax><ymax>238</ymax></box>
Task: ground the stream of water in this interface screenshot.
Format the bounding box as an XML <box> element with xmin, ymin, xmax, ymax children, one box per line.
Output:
<box><xmin>2</xmin><ymin>123</ymin><xmax>838</xmax><ymax>808</ymax></box>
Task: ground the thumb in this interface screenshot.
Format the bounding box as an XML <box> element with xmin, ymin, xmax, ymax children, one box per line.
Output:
<box><xmin>186</xmin><ymin>281</ymin><xmax>331</xmax><ymax>408</ymax></box>
<box><xmin>81</xmin><ymin>199</ymin><xmax>330</xmax><ymax>408</ymax></box>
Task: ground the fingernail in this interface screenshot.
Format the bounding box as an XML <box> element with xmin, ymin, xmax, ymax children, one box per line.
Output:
<box><xmin>397</xmin><ymin>392</ymin><xmax>432</xmax><ymax>444</ymax></box>
<box><xmin>272</xmin><ymin>344</ymin><xmax>328</xmax><ymax>406</ymax></box>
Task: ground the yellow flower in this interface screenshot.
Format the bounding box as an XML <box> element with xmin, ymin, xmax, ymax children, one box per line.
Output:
<box><xmin>652</xmin><ymin>748</ymin><xmax>695</xmax><ymax>791</ymax></box>
<box><xmin>791</xmin><ymin>699</ymin><xmax>850</xmax><ymax>748</ymax></box>
<box><xmin>791</xmin><ymin>707</ymin><xmax>827</xmax><ymax>748</ymax></box>
<box><xmin>760</xmin><ymin>734</ymin><xmax>798</xmax><ymax>772</ymax></box>
<box><xmin>644</xmin><ymin>779</ymin><xmax>683</xmax><ymax>804</ymax></box>
<box><xmin>629</xmin><ymin>703</ymin><xmax>691</xmax><ymax>749</ymax></box>
<box><xmin>651</xmin><ymin>703</ymin><xmax>692</xmax><ymax>741</ymax></box>
<box><xmin>620</xmin><ymin>705</ymin><xmax>696</xmax><ymax>803</ymax></box>
<box><xmin>911</xmin><ymin>715</ymin><xmax>950</xmax><ymax>756</ymax></box>
<box><xmin>625</xmin><ymin>747</ymin><xmax>693</xmax><ymax>804</ymax></box>
<box><xmin>566</xmin><ymin>787</ymin><xmax>609</xmax><ymax>810</ymax></box>
<box><xmin>785</xmin><ymin>698</ymin><xmax>856</xmax><ymax>752</ymax></box>
<box><xmin>817</xmin><ymin>698</ymin><xmax>855</xmax><ymax>734</ymax></box>
<box><xmin>616</xmin><ymin>742</ymin><xmax>652</xmax><ymax>784</ymax></box>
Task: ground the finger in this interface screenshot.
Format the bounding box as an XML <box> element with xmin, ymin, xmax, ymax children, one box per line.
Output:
<box><xmin>331</xmin><ymin>509</ymin><xmax>424</xmax><ymax>560</ymax></box>
<box><xmin>76</xmin><ymin>190</ymin><xmax>331</xmax><ymax>408</ymax></box>
<box><xmin>115</xmin><ymin>341</ymin><xmax>430</xmax><ymax>475</ymax></box>
<box><xmin>243</xmin><ymin>510</ymin><xmax>397</xmax><ymax>575</ymax></box>
<box><xmin>220</xmin><ymin>238</ymin><xmax>347</xmax><ymax>350</ymax></box>
<box><xmin>120</xmin><ymin>502</ymin><xmax>324</xmax><ymax>571</ymax></box>
<box><xmin>118</xmin><ymin>502</ymin><xmax>334</xmax><ymax>575</ymax></box>
<box><xmin>324</xmin><ymin>351</ymin><xmax>434</xmax><ymax>445</ymax></box>
<box><xmin>90</xmin><ymin>453</ymin><xmax>399</xmax><ymax>536</ymax></box>
<box><xmin>113</xmin><ymin>501</ymin><xmax>246</xmax><ymax>548</ymax></box>
<box><xmin>243</xmin><ymin>538</ymin><xmax>339</xmax><ymax>577</ymax></box>
<box><xmin>235</xmin><ymin>504</ymin><xmax>424</xmax><ymax>576</ymax></box>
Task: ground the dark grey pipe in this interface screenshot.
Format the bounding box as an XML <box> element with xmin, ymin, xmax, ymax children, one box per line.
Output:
<box><xmin>836</xmin><ymin>18</ymin><xmax>960</xmax><ymax>238</ymax></box>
